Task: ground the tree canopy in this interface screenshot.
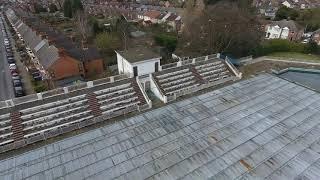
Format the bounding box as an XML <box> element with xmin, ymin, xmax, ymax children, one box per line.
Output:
<box><xmin>63</xmin><ymin>0</ymin><xmax>72</xmax><ymax>18</ymax></box>
<box><xmin>298</xmin><ymin>8</ymin><xmax>320</xmax><ymax>31</ymax></box>
<box><xmin>178</xmin><ymin>2</ymin><xmax>262</xmax><ymax>57</ymax></box>
<box><xmin>33</xmin><ymin>3</ymin><xmax>47</xmax><ymax>14</ymax></box>
<box><xmin>154</xmin><ymin>34</ymin><xmax>177</xmax><ymax>53</ymax></box>
<box><xmin>72</xmin><ymin>0</ymin><xmax>83</xmax><ymax>14</ymax></box>
<box><xmin>95</xmin><ymin>32</ymin><xmax>122</xmax><ymax>55</ymax></box>
<box><xmin>63</xmin><ymin>0</ymin><xmax>84</xmax><ymax>18</ymax></box>
<box><xmin>275</xmin><ymin>6</ymin><xmax>299</xmax><ymax>20</ymax></box>
<box><xmin>49</xmin><ymin>3</ymin><xmax>58</xmax><ymax>13</ymax></box>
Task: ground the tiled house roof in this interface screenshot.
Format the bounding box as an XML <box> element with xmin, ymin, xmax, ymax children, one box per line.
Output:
<box><xmin>8</xmin><ymin>8</ymin><xmax>102</xmax><ymax>68</ymax></box>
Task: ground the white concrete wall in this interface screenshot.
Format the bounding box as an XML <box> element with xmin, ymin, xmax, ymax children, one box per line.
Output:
<box><xmin>117</xmin><ymin>53</ymin><xmax>124</xmax><ymax>74</ymax></box>
<box><xmin>266</xmin><ymin>26</ymin><xmax>281</xmax><ymax>39</ymax></box>
<box><xmin>266</xmin><ymin>26</ymin><xmax>289</xmax><ymax>40</ymax></box>
<box><xmin>150</xmin><ymin>74</ymin><xmax>166</xmax><ymax>103</ymax></box>
<box><xmin>117</xmin><ymin>53</ymin><xmax>133</xmax><ymax>77</ymax></box>
<box><xmin>117</xmin><ymin>51</ymin><xmax>161</xmax><ymax>77</ymax></box>
<box><xmin>280</xmin><ymin>28</ymin><xmax>289</xmax><ymax>39</ymax></box>
<box><xmin>143</xmin><ymin>16</ymin><xmax>151</xmax><ymax>21</ymax></box>
<box><xmin>134</xmin><ymin>58</ymin><xmax>161</xmax><ymax>76</ymax></box>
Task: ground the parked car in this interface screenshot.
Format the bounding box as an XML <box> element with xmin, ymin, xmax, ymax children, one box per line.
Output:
<box><xmin>10</xmin><ymin>67</ymin><xmax>18</xmax><ymax>74</ymax></box>
<box><xmin>7</xmin><ymin>57</ymin><xmax>15</xmax><ymax>64</ymax></box>
<box><xmin>12</xmin><ymin>75</ymin><xmax>20</xmax><ymax>81</ymax></box>
<box><xmin>14</xmin><ymin>86</ymin><xmax>24</xmax><ymax>97</ymax></box>
<box><xmin>32</xmin><ymin>72</ymin><xmax>42</xmax><ymax>81</ymax></box>
<box><xmin>11</xmin><ymin>72</ymin><xmax>19</xmax><ymax>77</ymax></box>
<box><xmin>6</xmin><ymin>53</ymin><xmax>13</xmax><ymax>58</ymax></box>
<box><xmin>13</xmin><ymin>79</ymin><xmax>22</xmax><ymax>87</ymax></box>
<box><xmin>9</xmin><ymin>63</ymin><xmax>16</xmax><ymax>69</ymax></box>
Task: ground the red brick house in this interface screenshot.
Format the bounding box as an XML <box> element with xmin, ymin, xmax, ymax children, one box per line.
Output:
<box><xmin>16</xmin><ymin>16</ymin><xmax>104</xmax><ymax>86</ymax></box>
<box><xmin>45</xmin><ymin>49</ymin><xmax>85</xmax><ymax>81</ymax></box>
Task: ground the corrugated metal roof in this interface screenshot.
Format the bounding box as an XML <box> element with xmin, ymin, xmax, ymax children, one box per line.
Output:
<box><xmin>1</xmin><ymin>74</ymin><xmax>320</xmax><ymax>180</ymax></box>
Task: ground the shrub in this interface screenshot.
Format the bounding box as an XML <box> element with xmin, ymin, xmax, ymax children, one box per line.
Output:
<box><xmin>253</xmin><ymin>39</ymin><xmax>320</xmax><ymax>56</ymax></box>
<box><xmin>34</xmin><ymin>83</ymin><xmax>47</xmax><ymax>93</ymax></box>
<box><xmin>154</xmin><ymin>34</ymin><xmax>177</xmax><ymax>53</ymax></box>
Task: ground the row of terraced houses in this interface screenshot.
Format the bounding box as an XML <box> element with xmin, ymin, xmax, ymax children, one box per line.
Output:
<box><xmin>6</xmin><ymin>9</ymin><xmax>104</xmax><ymax>87</ymax></box>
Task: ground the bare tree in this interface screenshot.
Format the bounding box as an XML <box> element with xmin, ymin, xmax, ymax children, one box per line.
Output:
<box><xmin>179</xmin><ymin>1</ymin><xmax>263</xmax><ymax>57</ymax></box>
<box><xmin>116</xmin><ymin>16</ymin><xmax>130</xmax><ymax>50</ymax></box>
<box><xmin>75</xmin><ymin>10</ymin><xmax>92</xmax><ymax>49</ymax></box>
<box><xmin>55</xmin><ymin>0</ymin><xmax>64</xmax><ymax>10</ymax></box>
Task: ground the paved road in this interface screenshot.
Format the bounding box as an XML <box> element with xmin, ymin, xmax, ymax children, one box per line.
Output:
<box><xmin>0</xmin><ymin>14</ymin><xmax>14</xmax><ymax>101</ymax></box>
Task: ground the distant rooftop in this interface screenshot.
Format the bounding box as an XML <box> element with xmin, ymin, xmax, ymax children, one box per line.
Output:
<box><xmin>2</xmin><ymin>74</ymin><xmax>320</xmax><ymax>180</ymax></box>
<box><xmin>117</xmin><ymin>47</ymin><xmax>161</xmax><ymax>63</ymax></box>
<box><xmin>270</xmin><ymin>19</ymin><xmax>302</xmax><ymax>31</ymax></box>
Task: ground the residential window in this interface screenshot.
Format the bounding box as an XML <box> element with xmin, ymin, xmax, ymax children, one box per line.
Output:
<box><xmin>266</xmin><ymin>33</ymin><xmax>270</xmax><ymax>38</ymax></box>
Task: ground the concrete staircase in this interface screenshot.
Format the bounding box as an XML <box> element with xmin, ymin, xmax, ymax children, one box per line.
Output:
<box><xmin>152</xmin><ymin>75</ymin><xmax>166</xmax><ymax>95</ymax></box>
<box><xmin>131</xmin><ymin>79</ymin><xmax>147</xmax><ymax>105</ymax></box>
<box><xmin>190</xmin><ymin>66</ymin><xmax>206</xmax><ymax>84</ymax></box>
<box><xmin>10</xmin><ymin>111</ymin><xmax>24</xmax><ymax>141</ymax></box>
<box><xmin>87</xmin><ymin>93</ymin><xmax>102</xmax><ymax>117</ymax></box>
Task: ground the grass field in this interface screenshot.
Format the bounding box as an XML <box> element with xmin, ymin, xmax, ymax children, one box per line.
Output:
<box><xmin>266</xmin><ymin>52</ymin><xmax>320</xmax><ymax>62</ymax></box>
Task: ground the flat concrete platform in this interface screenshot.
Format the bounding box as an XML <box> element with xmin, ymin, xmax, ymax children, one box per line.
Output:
<box><xmin>1</xmin><ymin>74</ymin><xmax>320</xmax><ymax>180</ymax></box>
<box><xmin>279</xmin><ymin>70</ymin><xmax>320</xmax><ymax>91</ymax></box>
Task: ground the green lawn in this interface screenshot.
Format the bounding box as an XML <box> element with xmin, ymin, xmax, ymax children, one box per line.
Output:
<box><xmin>266</xmin><ymin>52</ymin><xmax>320</xmax><ymax>62</ymax></box>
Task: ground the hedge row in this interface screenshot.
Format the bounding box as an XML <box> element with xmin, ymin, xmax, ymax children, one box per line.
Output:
<box><xmin>253</xmin><ymin>39</ymin><xmax>320</xmax><ymax>56</ymax></box>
